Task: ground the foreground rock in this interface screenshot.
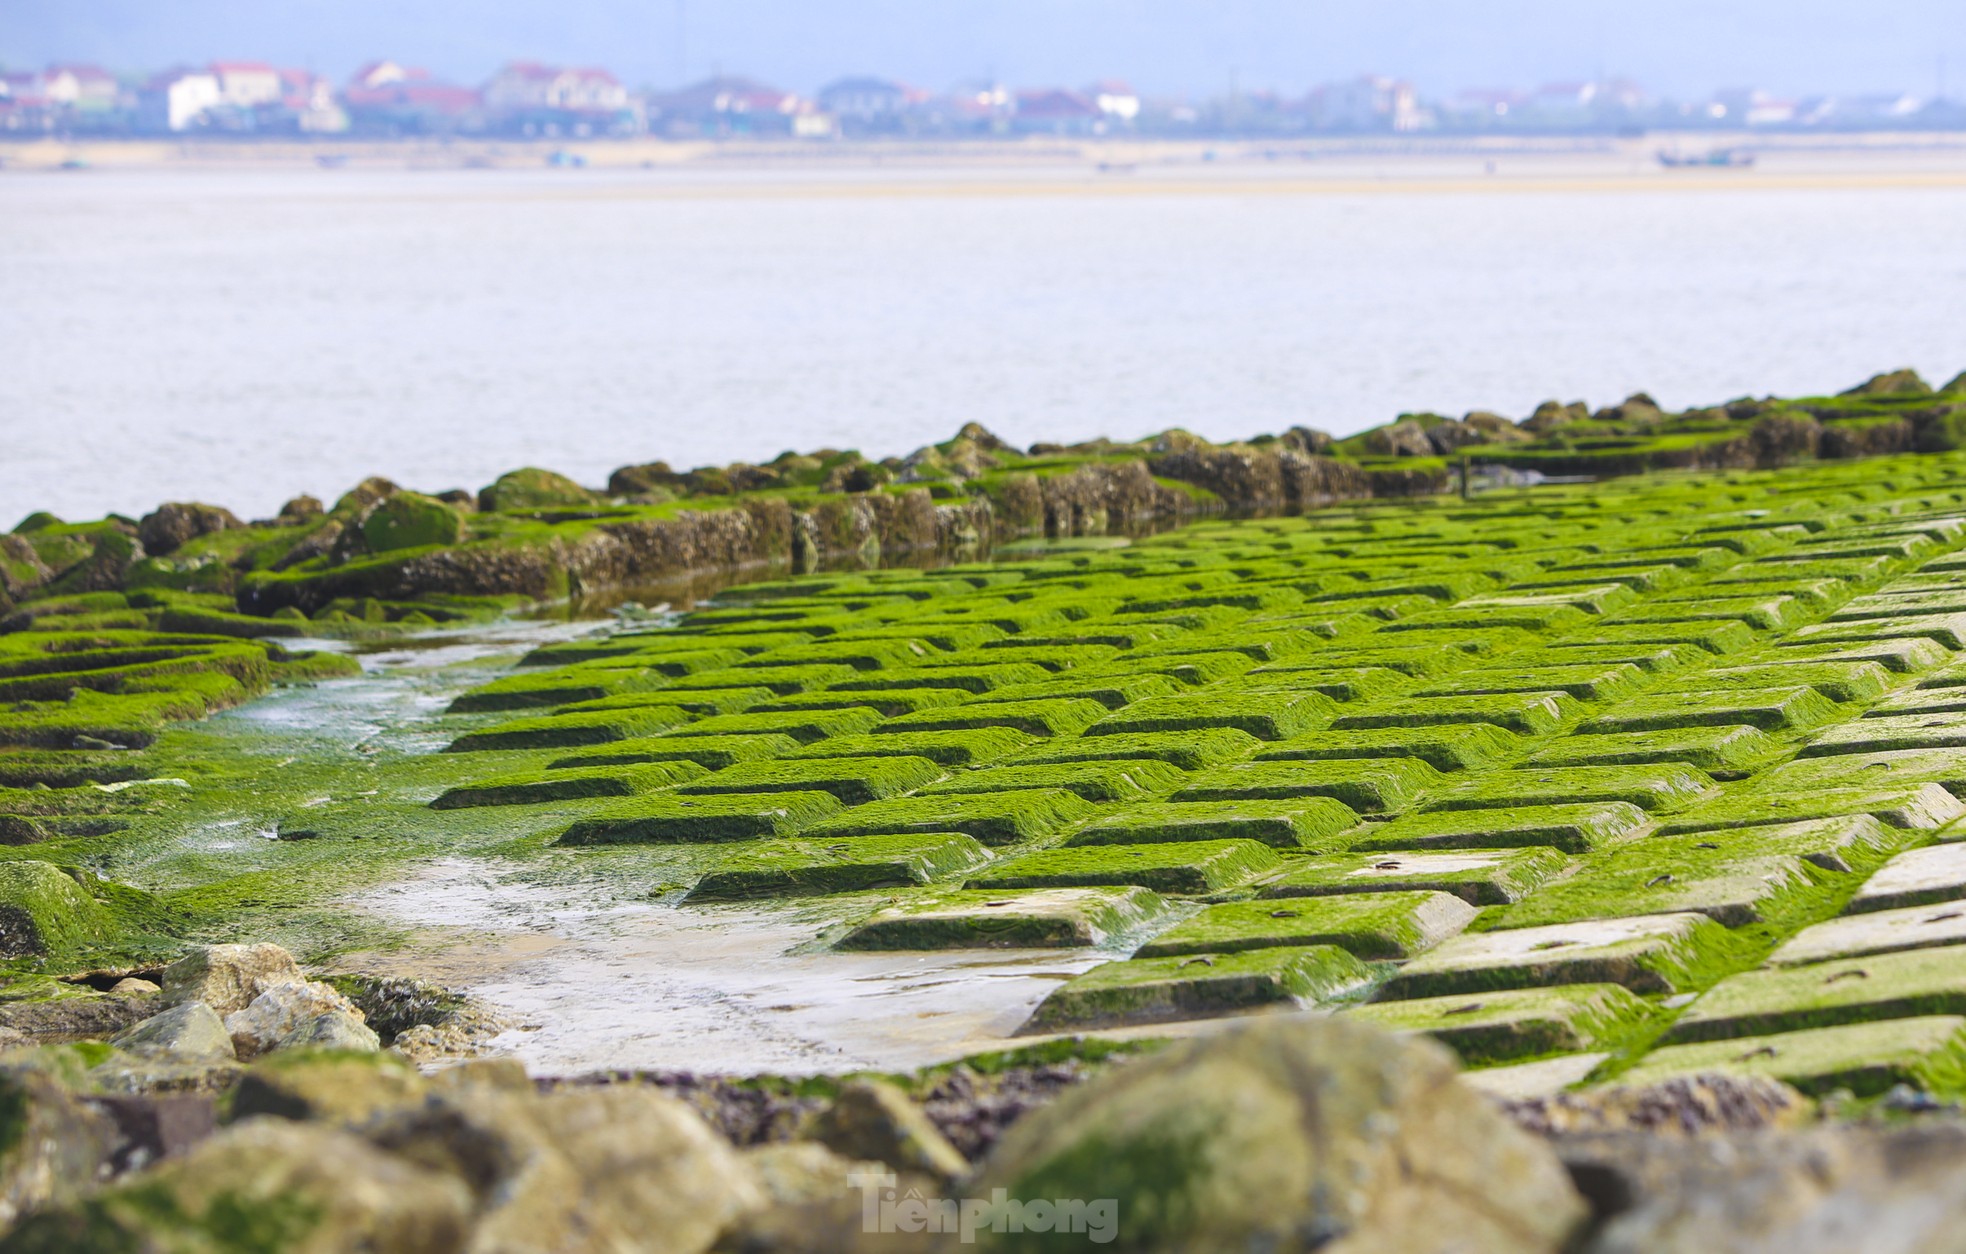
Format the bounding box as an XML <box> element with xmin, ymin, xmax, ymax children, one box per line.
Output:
<box><xmin>971</xmin><ymin>1015</ymin><xmax>1587</xmax><ymax>1253</ymax></box>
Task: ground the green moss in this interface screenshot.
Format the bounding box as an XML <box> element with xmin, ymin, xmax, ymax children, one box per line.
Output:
<box><xmin>1352</xmin><ymin>801</ymin><xmax>1648</xmax><ymax>855</ymax></box>
<box><xmin>1414</xmin><ymin>662</ymin><xmax>1646</xmax><ymax>703</ymax></box>
<box><xmin>1329</xmin><ymin>691</ymin><xmax>1579</xmax><ymax>736</ymax></box>
<box><xmin>547</xmin><ymin>732</ymin><xmax>801</xmax><ymax>771</ymax></box>
<box><xmin>1382</xmin><ymin>910</ymin><xmax>1752</xmax><ymax>999</ymax></box>
<box><xmin>1655</xmin><ymin>781</ymin><xmax>1963</xmax><ymax>834</ymax></box>
<box><xmin>1018</xmin><ymin>945</ymin><xmax>1371</xmax><ymax>1033</ymax></box>
<box><xmin>875</xmin><ymin>698</ymin><xmax>1109</xmax><ymax>738</ymax></box>
<box><xmin>555</xmin><ymin>790</ymin><xmax>844</xmax><ymax>845</ymax></box>
<box><xmin>360</xmin><ymin>491</ymin><xmax>465</xmax><ymax>553</ymax></box>
<box><xmin>478</xmin><ymin>466</ymin><xmax>599</xmax><ymax>511</ymax></box>
<box><xmin>783</xmin><ymin>728</ymin><xmax>1038</xmax><ymax>767</ymax></box>
<box><xmin>959</xmin><ymin>672</ymin><xmax>1183</xmax><ymax>710</ymax></box>
<box><xmin>664</xmin><ymin>706</ymin><xmax>883</xmax><ymax>744</ymax></box>
<box><xmin>1081</xmin><ymin>689</ymin><xmax>1336</xmax><ymax>741</ymax></box>
<box><xmin>968</xmin><ymin>839</ymin><xmax>1281</xmax><ymax>894</ymax></box>
<box><xmin>1577</xmin><ymin>686</ymin><xmax>1841</xmax><ymax>735</ymax></box>
<box><xmin>748</xmin><ymin>688</ymin><xmax>970</xmax><ymax>717</ymax></box>
<box><xmin>835</xmin><ymin>885</ymin><xmax>1168</xmax><ymax>950</ymax></box>
<box><xmin>686</xmin><ymin>833</ymin><xmax>994</xmax><ymax>902</ymax></box>
<box><xmin>1522</xmin><ymin>726</ymin><xmax>1780</xmax><ymax>770</ymax></box>
<box><xmin>667</xmin><ymin>663</ymin><xmax>860</xmax><ymax>695</ymax></box>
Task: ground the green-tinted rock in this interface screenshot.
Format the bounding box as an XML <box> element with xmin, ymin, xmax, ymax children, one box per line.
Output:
<box><xmin>0</xmin><ymin>861</ymin><xmax>118</xmax><ymax>959</ymax></box>
<box><xmin>478</xmin><ymin>466</ymin><xmax>599</xmax><ymax>511</ymax></box>
<box><xmin>361</xmin><ymin>491</ymin><xmax>465</xmax><ymax>553</ymax></box>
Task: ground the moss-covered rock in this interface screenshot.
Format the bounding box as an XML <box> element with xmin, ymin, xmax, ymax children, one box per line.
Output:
<box><xmin>476</xmin><ymin>467</ymin><xmax>600</xmax><ymax>513</ymax></box>
<box><xmin>358</xmin><ymin>491</ymin><xmax>465</xmax><ymax>555</ymax></box>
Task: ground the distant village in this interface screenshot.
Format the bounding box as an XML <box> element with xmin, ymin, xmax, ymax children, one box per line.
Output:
<box><xmin>1</xmin><ymin>57</ymin><xmax>1960</xmax><ymax>140</ymax></box>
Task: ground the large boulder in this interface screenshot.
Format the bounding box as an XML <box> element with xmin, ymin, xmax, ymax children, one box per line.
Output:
<box><xmin>1942</xmin><ymin>370</ymin><xmax>1966</xmax><ymax>396</ymax></box>
<box><xmin>366</xmin><ymin>1082</ymin><xmax>764</xmax><ymax>1253</ymax></box>
<box><xmin>331</xmin><ymin>476</ymin><xmax>401</xmax><ymax>515</ymax></box>
<box><xmin>360</xmin><ymin>491</ymin><xmax>466</xmax><ymax>554</ymax></box>
<box><xmin>809</xmin><ymin>1078</ymin><xmax>970</xmax><ymax>1184</ymax></box>
<box><xmin>223</xmin><ymin>979</ymin><xmax>372</xmax><ymax>1059</ymax></box>
<box><xmin>608</xmin><ymin>459</ymin><xmax>682</xmax><ymax>497</ymax></box>
<box><xmin>1363</xmin><ymin>418</ymin><xmax>1436</xmax><ymax>457</ymax></box>
<box><xmin>231</xmin><ymin>1048</ymin><xmax>428</xmax><ymax>1125</ymax></box>
<box><xmin>0</xmin><ymin>1068</ymin><xmax>117</xmax><ymax>1233</ymax></box>
<box><xmin>111</xmin><ymin>1001</ymin><xmax>236</xmax><ymax>1064</ymax></box>
<box><xmin>0</xmin><ymin>861</ymin><xmax>116</xmax><ymax>961</ymax></box>
<box><xmin>137</xmin><ymin>502</ymin><xmax>242</xmax><ymax>557</ymax></box>
<box><xmin>1</xmin><ymin>1117</ymin><xmax>474</xmax><ymax>1254</ymax></box>
<box><xmin>1424</xmin><ymin>418</ymin><xmax>1490</xmax><ymax>455</ymax></box>
<box><xmin>159</xmin><ymin>943</ymin><xmax>307</xmax><ymax>1015</ymax></box>
<box><xmin>1523</xmin><ymin>399</ymin><xmax>1592</xmax><ymax>432</ymax></box>
<box><xmin>971</xmin><ymin>1016</ymin><xmax>1587</xmax><ymax>1253</ymax></box>
<box><xmin>1840</xmin><ymin>368</ymin><xmax>1930</xmax><ymax>397</ymax></box>
<box><xmin>0</xmin><ymin>536</ymin><xmax>51</xmax><ymax>604</ymax></box>
<box><xmin>477</xmin><ymin>467</ymin><xmax>600</xmax><ymax>513</ymax></box>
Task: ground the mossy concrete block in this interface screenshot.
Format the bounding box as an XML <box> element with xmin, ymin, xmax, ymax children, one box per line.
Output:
<box><xmin>1069</xmin><ymin>798</ymin><xmax>1362</xmax><ymax>849</ymax></box>
<box><xmin>668</xmin><ymin>664</ymin><xmax>860</xmax><ymax>696</ymax></box>
<box><xmin>1261</xmin><ymin>848</ymin><xmax>1570</xmax><ymax>907</ymax></box>
<box><xmin>554</xmin><ymin>686</ymin><xmax>775</xmax><ymax>718</ymax></box>
<box><xmin>1832</xmin><ymin>589</ymin><xmax>1966</xmax><ymax>620</ymax></box>
<box><xmin>1254</xmin><ymin>724</ymin><xmax>1521</xmax><ymax>773</ymax></box>
<box><xmin>0</xmin><ymin>861</ymin><xmax>117</xmax><ymax>959</ymax></box>
<box><xmin>916</xmin><ymin>643</ymin><xmax>1118</xmax><ymax>672</ymax></box>
<box><xmin>1331</xmin><ymin>691</ymin><xmax>1578</xmax><ymax>736</ymax></box>
<box><xmin>969</xmin><ymin>839</ymin><xmax>1282</xmax><ymax>894</ymax></box>
<box><xmin>1773</xmin><ymin>637</ymin><xmax>1952</xmax><ymax>673</ymax></box>
<box><xmin>1550</xmin><ymin>620</ymin><xmax>1756</xmax><ymax>655</ymax></box>
<box><xmin>430</xmin><ymin>760</ymin><xmax>707</xmax><ymax>809</ymax></box>
<box><xmin>1347</xmin><ymin>984</ymin><xmax>1651</xmax><ymax>1065</ymax></box>
<box><xmin>1791</xmin><ymin>612</ymin><xmax>1966</xmax><ymax>651</ymax></box>
<box><xmin>1847</xmin><ymin>844</ymin><xmax>1966</xmax><ymax>914</ymax></box>
<box><xmin>685</xmin><ymin>833</ymin><xmax>993</xmax><ymax>902</ymax></box>
<box><xmin>750</xmin><ymin>688</ymin><xmax>971</xmax><ymax>717</ymax></box>
<box><xmin>1084</xmin><ymin>690</ymin><xmax>1337</xmax><ymax>741</ymax></box>
<box><xmin>1011</xmin><ymin>728</ymin><xmax>1262</xmax><ymax>771</ymax></box>
<box><xmin>361</xmin><ymin>491</ymin><xmax>465</xmax><ymax>553</ymax></box>
<box><xmin>963</xmin><ymin>673</ymin><xmax>1182</xmax><ymax>710</ymax></box>
<box><xmin>1656</xmin><ymin>781</ymin><xmax>1965</xmax><ymax>835</ymax></box>
<box><xmin>447</xmin><ymin>668</ymin><xmax>679</xmax><ymax>714</ymax></box>
<box><xmin>1496</xmin><ymin>838</ymin><xmax>1845</xmax><ymax>931</ymax></box>
<box><xmin>1352</xmin><ymin>801</ymin><xmax>1649</xmax><ymax>855</ymax></box>
<box><xmin>1772</xmin><ymin>901</ymin><xmax>1966</xmax><ymax>966</ymax></box>
<box><xmin>1414</xmin><ymin>663</ymin><xmax>1646</xmax><ymax>703</ymax></box>
<box><xmin>1418</xmin><ymin>765</ymin><xmax>1715</xmax><ymax>814</ymax></box>
<box><xmin>1504</xmin><ymin>642</ymin><xmax>1702</xmax><ymax>674</ymax></box>
<box><xmin>1381</xmin><ymin>912</ymin><xmax>1744</xmax><ymax>999</ymax></box>
<box><xmin>556</xmin><ymin>791</ymin><xmax>844</xmax><ymax>845</ymax></box>
<box><xmin>1665</xmin><ymin>946</ymin><xmax>1966</xmax><ymax>1043</ymax></box>
<box><xmin>876</xmin><ymin>697</ymin><xmax>1109</xmax><ymax>738</ymax></box>
<box><xmin>784</xmin><ymin>728</ymin><xmax>1037</xmax><ymax>767</ymax></box>
<box><xmin>1578</xmin><ymin>686</ymin><xmax>1840</xmax><ymax>735</ymax></box>
<box><xmin>1699</xmin><ymin>659</ymin><xmax>1895</xmax><ymax>704</ymax></box>
<box><xmin>800</xmin><ymin>789</ymin><xmax>1093</xmax><ymax>847</ymax></box>
<box><xmin>830</xmin><ymin>663</ymin><xmax>1055</xmax><ymax>694</ymax></box>
<box><xmin>1380</xmin><ymin>605</ymin><xmax>1590</xmax><ymax>634</ymax></box>
<box><xmin>665</xmin><ymin>706</ymin><xmax>883</xmax><ymax>744</ymax></box>
<box><xmin>1136</xmin><ymin>891</ymin><xmax>1475</xmax><ymax>961</ymax></box>
<box><xmin>744</xmin><ymin>638</ymin><xmax>935</xmax><ymax>671</ymax></box>
<box><xmin>1613</xmin><ymin>594</ymin><xmax>1809</xmax><ymax>632</ymax></box>
<box><xmin>1522</xmin><ymin>726</ymin><xmax>1781</xmax><ymax>771</ymax></box>
<box><xmin>548</xmin><ymin>732</ymin><xmax>801</xmax><ymax>772</ymax></box>
<box><xmin>922</xmin><ymin>760</ymin><xmax>1186</xmax><ymax>803</ymax></box>
<box><xmin>677</xmin><ymin>754</ymin><xmax>944</xmax><ymax>805</ymax></box>
<box><xmin>835</xmin><ymin>886</ymin><xmax>1168</xmax><ymax>950</ymax></box>
<box><xmin>1018</xmin><ymin>945</ymin><xmax>1371</xmax><ymax>1034</ymax></box>
<box><xmin>1241</xmin><ymin>665</ymin><xmax>1413</xmax><ymax>702</ymax></box>
<box><xmin>1172</xmin><ymin>758</ymin><xmax>1442</xmax><ymax>814</ymax></box>
<box><xmin>1801</xmin><ymin>713</ymin><xmax>1966</xmax><ymax>757</ymax></box>
<box><xmin>444</xmin><ymin>706</ymin><xmax>691</xmax><ymax>752</ymax></box>
<box><xmin>1457</xmin><ymin>584</ymin><xmax>1639</xmax><ymax>615</ymax></box>
<box><xmin>1617</xmin><ymin>1016</ymin><xmax>1966</xmax><ymax>1098</ymax></box>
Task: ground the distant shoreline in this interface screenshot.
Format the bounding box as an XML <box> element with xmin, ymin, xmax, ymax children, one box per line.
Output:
<box><xmin>4</xmin><ymin>130</ymin><xmax>1966</xmax><ymax>180</ymax></box>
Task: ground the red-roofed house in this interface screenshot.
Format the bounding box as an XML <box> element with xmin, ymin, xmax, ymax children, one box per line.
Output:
<box><xmin>209</xmin><ymin>61</ymin><xmax>283</xmax><ymax>108</ymax></box>
<box><xmin>40</xmin><ymin>64</ymin><xmax>120</xmax><ymax>109</ymax></box>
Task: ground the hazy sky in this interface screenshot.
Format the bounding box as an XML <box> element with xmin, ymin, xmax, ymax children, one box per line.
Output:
<box><xmin>3</xmin><ymin>1</ymin><xmax>1959</xmax><ymax>98</ymax></box>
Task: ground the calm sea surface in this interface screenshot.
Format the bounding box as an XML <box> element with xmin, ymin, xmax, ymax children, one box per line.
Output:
<box><xmin>4</xmin><ymin>155</ymin><xmax>1965</xmax><ymax>522</ymax></box>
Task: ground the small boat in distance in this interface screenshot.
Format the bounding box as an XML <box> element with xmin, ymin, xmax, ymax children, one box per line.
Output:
<box><xmin>1657</xmin><ymin>148</ymin><xmax>1756</xmax><ymax>169</ymax></box>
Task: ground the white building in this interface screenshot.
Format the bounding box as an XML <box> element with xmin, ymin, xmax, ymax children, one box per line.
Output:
<box><xmin>1090</xmin><ymin>81</ymin><xmax>1141</xmax><ymax>122</ymax></box>
<box><xmin>1319</xmin><ymin>75</ymin><xmax>1426</xmax><ymax>132</ymax></box>
<box><xmin>146</xmin><ymin>69</ymin><xmax>223</xmax><ymax>130</ymax></box>
<box><xmin>210</xmin><ymin>61</ymin><xmax>283</xmax><ymax>108</ymax></box>
<box><xmin>484</xmin><ymin>62</ymin><xmax>629</xmax><ymax>112</ymax></box>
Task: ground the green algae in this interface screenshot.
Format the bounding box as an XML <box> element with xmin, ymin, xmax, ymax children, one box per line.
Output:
<box><xmin>676</xmin><ymin>754</ymin><xmax>946</xmax><ymax>805</ymax></box>
<box><xmin>1171</xmin><ymin>758</ymin><xmax>1442</xmax><ymax>814</ymax></box>
<box><xmin>1260</xmin><ymin>847</ymin><xmax>1570</xmax><ymax>907</ymax></box>
<box><xmin>430</xmin><ymin>760</ymin><xmax>708</xmax><ymax>809</ymax></box>
<box><xmin>686</xmin><ymin>833</ymin><xmax>994</xmax><ymax>902</ymax></box>
<box><xmin>1134</xmin><ymin>891</ymin><xmax>1474</xmax><ymax>961</ymax></box>
<box><xmin>969</xmin><ymin>840</ymin><xmax>1282</xmax><ymax>894</ymax></box>
<box><xmin>835</xmin><ymin>885</ymin><xmax>1168</xmax><ymax>950</ymax></box>
<box><xmin>1019</xmin><ymin>945</ymin><xmax>1372</xmax><ymax>1034</ymax></box>
<box><xmin>1068</xmin><ymin>798</ymin><xmax>1361</xmax><ymax>850</ymax></box>
<box><xmin>800</xmin><ymin>789</ymin><xmax>1095</xmax><ymax>847</ymax></box>
<box><xmin>921</xmin><ymin>760</ymin><xmax>1187</xmax><ymax>803</ymax></box>
<box><xmin>1346</xmin><ymin>983</ymin><xmax>1654</xmax><ymax>1065</ymax></box>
